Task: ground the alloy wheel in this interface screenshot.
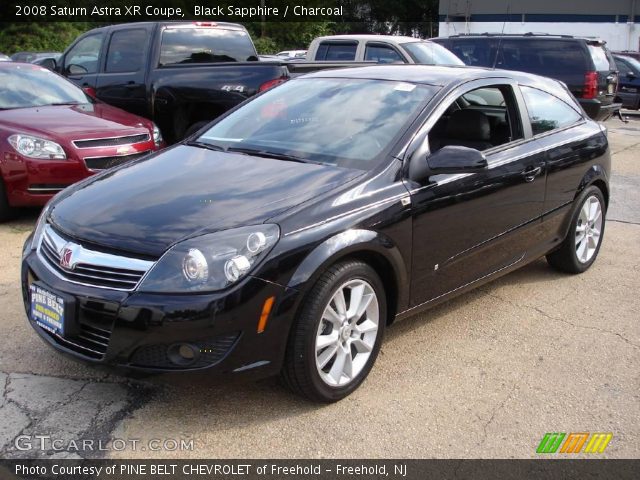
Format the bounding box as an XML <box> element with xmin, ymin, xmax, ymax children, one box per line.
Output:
<box><xmin>575</xmin><ymin>195</ymin><xmax>603</xmax><ymax>264</ymax></box>
<box><xmin>315</xmin><ymin>279</ymin><xmax>379</xmax><ymax>387</ymax></box>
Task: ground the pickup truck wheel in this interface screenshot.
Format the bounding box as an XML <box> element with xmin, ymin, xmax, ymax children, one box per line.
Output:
<box><xmin>0</xmin><ymin>180</ymin><xmax>15</xmax><ymax>222</ymax></box>
<box><xmin>184</xmin><ymin>121</ymin><xmax>209</xmax><ymax>139</ymax></box>
<box><xmin>281</xmin><ymin>260</ymin><xmax>386</xmax><ymax>402</ymax></box>
<box><xmin>547</xmin><ymin>185</ymin><xmax>606</xmax><ymax>274</ymax></box>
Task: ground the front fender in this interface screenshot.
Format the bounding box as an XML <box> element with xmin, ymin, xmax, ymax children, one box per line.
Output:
<box><xmin>286</xmin><ymin>229</ymin><xmax>410</xmax><ymax>317</ymax></box>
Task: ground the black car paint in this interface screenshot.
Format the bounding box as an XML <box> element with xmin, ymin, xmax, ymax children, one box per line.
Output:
<box><xmin>56</xmin><ymin>22</ymin><xmax>289</xmax><ymax>143</ymax></box>
<box><xmin>21</xmin><ymin>66</ymin><xmax>611</xmax><ymax>379</ymax></box>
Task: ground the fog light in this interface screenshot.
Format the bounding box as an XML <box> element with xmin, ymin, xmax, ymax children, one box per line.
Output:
<box><xmin>167</xmin><ymin>343</ymin><xmax>200</xmax><ymax>366</ymax></box>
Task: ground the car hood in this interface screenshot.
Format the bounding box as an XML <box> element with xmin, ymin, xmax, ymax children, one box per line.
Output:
<box><xmin>50</xmin><ymin>145</ymin><xmax>362</xmax><ymax>257</ymax></box>
<box><xmin>0</xmin><ymin>103</ymin><xmax>150</xmax><ymax>139</ymax></box>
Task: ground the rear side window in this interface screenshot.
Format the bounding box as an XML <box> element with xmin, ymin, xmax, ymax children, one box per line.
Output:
<box><xmin>315</xmin><ymin>42</ymin><xmax>357</xmax><ymax>61</ymax></box>
<box><xmin>521</xmin><ymin>86</ymin><xmax>582</xmax><ymax>135</ymax></box>
<box><xmin>159</xmin><ymin>28</ymin><xmax>257</xmax><ymax>65</ymax></box>
<box><xmin>588</xmin><ymin>45</ymin><xmax>614</xmax><ymax>71</ymax></box>
<box><xmin>106</xmin><ymin>29</ymin><xmax>147</xmax><ymax>73</ymax></box>
<box><xmin>364</xmin><ymin>44</ymin><xmax>403</xmax><ymax>63</ymax></box>
<box><xmin>498</xmin><ymin>40</ymin><xmax>588</xmax><ymax>75</ymax></box>
<box><xmin>441</xmin><ymin>38</ymin><xmax>498</xmax><ymax>66</ymax></box>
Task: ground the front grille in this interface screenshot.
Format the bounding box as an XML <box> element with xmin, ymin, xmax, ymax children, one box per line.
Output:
<box><xmin>73</xmin><ymin>133</ymin><xmax>150</xmax><ymax>149</ymax></box>
<box><xmin>38</xmin><ymin>224</ymin><xmax>154</xmax><ymax>291</ymax></box>
<box><xmin>84</xmin><ymin>151</ymin><xmax>151</xmax><ymax>171</ymax></box>
<box><xmin>129</xmin><ymin>333</ymin><xmax>240</xmax><ymax>369</ymax></box>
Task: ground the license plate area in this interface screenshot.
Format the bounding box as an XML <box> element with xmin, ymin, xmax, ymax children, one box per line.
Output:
<box><xmin>29</xmin><ymin>283</ymin><xmax>74</xmax><ymax>336</ymax></box>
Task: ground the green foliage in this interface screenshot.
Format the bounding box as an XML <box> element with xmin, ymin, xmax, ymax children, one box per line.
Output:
<box><xmin>0</xmin><ymin>22</ymin><xmax>94</xmax><ymax>54</ymax></box>
<box><xmin>252</xmin><ymin>36</ymin><xmax>280</xmax><ymax>55</ymax></box>
<box><xmin>246</xmin><ymin>22</ymin><xmax>335</xmax><ymax>53</ymax></box>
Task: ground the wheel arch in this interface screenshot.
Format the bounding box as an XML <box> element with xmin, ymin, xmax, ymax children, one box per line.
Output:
<box><xmin>286</xmin><ymin>229</ymin><xmax>410</xmax><ymax>326</ymax></box>
<box><xmin>576</xmin><ymin>164</ymin><xmax>609</xmax><ymax>208</ymax></box>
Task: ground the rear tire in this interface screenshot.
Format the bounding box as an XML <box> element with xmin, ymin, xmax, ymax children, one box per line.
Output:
<box><xmin>0</xmin><ymin>180</ymin><xmax>15</xmax><ymax>222</ymax></box>
<box><xmin>546</xmin><ymin>185</ymin><xmax>606</xmax><ymax>274</ymax></box>
<box><xmin>281</xmin><ymin>260</ymin><xmax>386</xmax><ymax>402</ymax></box>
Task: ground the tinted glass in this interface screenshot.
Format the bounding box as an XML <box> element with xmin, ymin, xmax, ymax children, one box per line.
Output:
<box><xmin>65</xmin><ymin>34</ymin><xmax>103</xmax><ymax>74</ymax></box>
<box><xmin>315</xmin><ymin>42</ymin><xmax>357</xmax><ymax>61</ymax></box>
<box><xmin>620</xmin><ymin>56</ymin><xmax>640</xmax><ymax>72</ymax></box>
<box><xmin>106</xmin><ymin>29</ymin><xmax>147</xmax><ymax>73</ymax></box>
<box><xmin>198</xmin><ymin>78</ymin><xmax>437</xmax><ymax>169</ymax></box>
<box><xmin>521</xmin><ymin>86</ymin><xmax>582</xmax><ymax>135</ymax></box>
<box><xmin>402</xmin><ymin>41</ymin><xmax>465</xmax><ymax>65</ymax></box>
<box><xmin>499</xmin><ymin>40</ymin><xmax>588</xmax><ymax>74</ymax></box>
<box><xmin>364</xmin><ymin>44</ymin><xmax>403</xmax><ymax>63</ymax></box>
<box><xmin>437</xmin><ymin>38</ymin><xmax>499</xmax><ymax>66</ymax></box>
<box><xmin>159</xmin><ymin>28</ymin><xmax>257</xmax><ymax>65</ymax></box>
<box><xmin>0</xmin><ymin>65</ymin><xmax>88</xmax><ymax>109</ymax></box>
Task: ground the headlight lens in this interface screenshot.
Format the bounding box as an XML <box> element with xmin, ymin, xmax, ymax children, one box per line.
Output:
<box><xmin>8</xmin><ymin>134</ymin><xmax>66</xmax><ymax>160</ymax></box>
<box><xmin>30</xmin><ymin>203</ymin><xmax>50</xmax><ymax>250</ymax></box>
<box><xmin>152</xmin><ymin>124</ymin><xmax>163</xmax><ymax>147</ymax></box>
<box><xmin>137</xmin><ymin>224</ymin><xmax>280</xmax><ymax>293</ymax></box>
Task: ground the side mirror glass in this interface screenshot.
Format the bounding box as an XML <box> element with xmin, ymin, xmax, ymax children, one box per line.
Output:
<box><xmin>39</xmin><ymin>58</ymin><xmax>57</xmax><ymax>70</ymax></box>
<box><xmin>628</xmin><ymin>71</ymin><xmax>636</xmax><ymax>79</ymax></box>
<box><xmin>410</xmin><ymin>145</ymin><xmax>488</xmax><ymax>182</ymax></box>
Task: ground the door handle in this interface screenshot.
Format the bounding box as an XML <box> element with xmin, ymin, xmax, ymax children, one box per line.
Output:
<box><xmin>124</xmin><ymin>82</ymin><xmax>137</xmax><ymax>89</ymax></box>
<box><xmin>522</xmin><ymin>166</ymin><xmax>542</xmax><ymax>182</ymax></box>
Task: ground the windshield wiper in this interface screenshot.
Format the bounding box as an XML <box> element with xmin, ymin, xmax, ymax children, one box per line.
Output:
<box><xmin>186</xmin><ymin>141</ymin><xmax>225</xmax><ymax>152</ymax></box>
<box><xmin>227</xmin><ymin>147</ymin><xmax>314</xmax><ymax>164</ymax></box>
<box><xmin>48</xmin><ymin>102</ymin><xmax>84</xmax><ymax>106</ymax></box>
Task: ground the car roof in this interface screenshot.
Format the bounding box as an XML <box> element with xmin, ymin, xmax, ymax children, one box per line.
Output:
<box><xmin>313</xmin><ymin>35</ymin><xmax>429</xmax><ymax>44</ymax></box>
<box><xmin>301</xmin><ymin>64</ymin><xmax>556</xmax><ymax>88</ymax></box>
<box><xmin>433</xmin><ymin>33</ymin><xmax>605</xmax><ymax>44</ymax></box>
<box><xmin>88</xmin><ymin>21</ymin><xmax>247</xmax><ymax>33</ymax></box>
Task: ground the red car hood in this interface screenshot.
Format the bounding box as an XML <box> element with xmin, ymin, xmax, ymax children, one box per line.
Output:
<box><xmin>0</xmin><ymin>103</ymin><xmax>151</xmax><ymax>140</ymax></box>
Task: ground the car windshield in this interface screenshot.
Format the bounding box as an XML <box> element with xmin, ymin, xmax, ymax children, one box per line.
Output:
<box><xmin>0</xmin><ymin>65</ymin><xmax>89</xmax><ymax>109</ymax></box>
<box><xmin>196</xmin><ymin>77</ymin><xmax>438</xmax><ymax>169</ymax></box>
<box><xmin>402</xmin><ymin>42</ymin><xmax>465</xmax><ymax>65</ymax></box>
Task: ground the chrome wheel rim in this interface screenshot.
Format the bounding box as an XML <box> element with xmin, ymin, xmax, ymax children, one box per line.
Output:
<box><xmin>575</xmin><ymin>195</ymin><xmax>603</xmax><ymax>264</ymax></box>
<box><xmin>315</xmin><ymin>279</ymin><xmax>379</xmax><ymax>387</ymax></box>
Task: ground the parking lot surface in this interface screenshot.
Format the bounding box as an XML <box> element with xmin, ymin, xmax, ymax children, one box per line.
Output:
<box><xmin>1</xmin><ymin>117</ymin><xmax>638</xmax><ymax>459</ymax></box>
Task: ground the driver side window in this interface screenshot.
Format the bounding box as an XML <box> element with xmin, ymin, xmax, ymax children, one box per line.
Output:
<box><xmin>64</xmin><ymin>33</ymin><xmax>104</xmax><ymax>75</ymax></box>
<box><xmin>428</xmin><ymin>85</ymin><xmax>523</xmax><ymax>153</ymax></box>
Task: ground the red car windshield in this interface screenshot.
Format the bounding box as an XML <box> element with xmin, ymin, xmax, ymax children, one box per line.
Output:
<box><xmin>0</xmin><ymin>65</ymin><xmax>89</xmax><ymax>110</ymax></box>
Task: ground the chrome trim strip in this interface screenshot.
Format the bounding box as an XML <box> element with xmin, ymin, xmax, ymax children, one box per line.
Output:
<box><xmin>27</xmin><ymin>187</ymin><xmax>65</xmax><ymax>193</ymax></box>
<box><xmin>72</xmin><ymin>133</ymin><xmax>150</xmax><ymax>149</ymax></box>
<box><xmin>37</xmin><ymin>224</ymin><xmax>154</xmax><ymax>292</ymax></box>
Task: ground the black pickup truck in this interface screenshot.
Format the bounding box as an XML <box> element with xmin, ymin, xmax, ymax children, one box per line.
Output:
<box><xmin>50</xmin><ymin>21</ymin><xmax>293</xmax><ymax>143</ymax></box>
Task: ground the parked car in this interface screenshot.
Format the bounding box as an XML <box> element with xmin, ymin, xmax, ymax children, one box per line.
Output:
<box><xmin>0</xmin><ymin>54</ymin><xmax>11</xmax><ymax>62</ymax></box>
<box><xmin>613</xmin><ymin>50</ymin><xmax>640</xmax><ymax>62</ymax></box>
<box><xmin>22</xmin><ymin>65</ymin><xmax>610</xmax><ymax>402</ymax></box>
<box><xmin>52</xmin><ymin>21</ymin><xmax>294</xmax><ymax>143</ymax></box>
<box><xmin>276</xmin><ymin>50</ymin><xmax>307</xmax><ymax>59</ymax></box>
<box><xmin>32</xmin><ymin>55</ymin><xmax>61</xmax><ymax>70</ymax></box>
<box><xmin>613</xmin><ymin>54</ymin><xmax>640</xmax><ymax>110</ymax></box>
<box><xmin>306</xmin><ymin>35</ymin><xmax>464</xmax><ymax>66</ymax></box>
<box><xmin>0</xmin><ymin>63</ymin><xmax>163</xmax><ymax>221</ymax></box>
<box><xmin>432</xmin><ymin>34</ymin><xmax>621</xmax><ymax>121</ymax></box>
<box><xmin>11</xmin><ymin>52</ymin><xmax>61</xmax><ymax>63</ymax></box>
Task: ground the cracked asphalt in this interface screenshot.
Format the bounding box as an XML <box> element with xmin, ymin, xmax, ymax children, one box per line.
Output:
<box><xmin>0</xmin><ymin>117</ymin><xmax>638</xmax><ymax>459</ymax></box>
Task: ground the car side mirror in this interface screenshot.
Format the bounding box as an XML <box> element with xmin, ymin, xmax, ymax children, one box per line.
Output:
<box><xmin>628</xmin><ymin>71</ymin><xmax>636</xmax><ymax>79</ymax></box>
<box><xmin>410</xmin><ymin>145</ymin><xmax>488</xmax><ymax>182</ymax></box>
<box><xmin>39</xmin><ymin>58</ymin><xmax>57</xmax><ymax>70</ymax></box>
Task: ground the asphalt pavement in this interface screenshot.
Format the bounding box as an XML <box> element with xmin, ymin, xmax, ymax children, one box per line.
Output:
<box><xmin>0</xmin><ymin>117</ymin><xmax>638</xmax><ymax>459</ymax></box>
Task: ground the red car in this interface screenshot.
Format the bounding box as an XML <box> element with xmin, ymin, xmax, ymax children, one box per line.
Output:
<box><xmin>0</xmin><ymin>63</ymin><xmax>164</xmax><ymax>220</ymax></box>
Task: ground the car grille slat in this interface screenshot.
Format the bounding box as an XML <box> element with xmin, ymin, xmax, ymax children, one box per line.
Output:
<box><xmin>38</xmin><ymin>224</ymin><xmax>154</xmax><ymax>291</ymax></box>
<box><xmin>73</xmin><ymin>133</ymin><xmax>150</xmax><ymax>149</ymax></box>
<box><xmin>83</xmin><ymin>151</ymin><xmax>151</xmax><ymax>171</ymax></box>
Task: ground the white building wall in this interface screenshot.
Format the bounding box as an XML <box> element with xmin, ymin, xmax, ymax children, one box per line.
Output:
<box><xmin>438</xmin><ymin>21</ymin><xmax>640</xmax><ymax>51</ymax></box>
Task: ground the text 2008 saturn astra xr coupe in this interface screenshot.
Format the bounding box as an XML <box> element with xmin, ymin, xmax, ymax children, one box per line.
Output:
<box><xmin>22</xmin><ymin>66</ymin><xmax>610</xmax><ymax>402</ymax></box>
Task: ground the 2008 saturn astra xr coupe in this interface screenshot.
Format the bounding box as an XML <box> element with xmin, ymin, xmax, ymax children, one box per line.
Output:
<box><xmin>22</xmin><ymin>65</ymin><xmax>610</xmax><ymax>402</ymax></box>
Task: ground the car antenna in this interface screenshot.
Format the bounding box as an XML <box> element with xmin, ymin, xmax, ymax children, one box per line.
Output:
<box><xmin>492</xmin><ymin>2</ymin><xmax>511</xmax><ymax>69</ymax></box>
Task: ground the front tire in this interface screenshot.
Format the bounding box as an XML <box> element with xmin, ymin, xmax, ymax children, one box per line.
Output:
<box><xmin>282</xmin><ymin>260</ymin><xmax>386</xmax><ymax>402</ymax></box>
<box><xmin>547</xmin><ymin>185</ymin><xmax>606</xmax><ymax>273</ymax></box>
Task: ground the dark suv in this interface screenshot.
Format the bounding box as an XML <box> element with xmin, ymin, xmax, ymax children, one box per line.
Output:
<box><xmin>432</xmin><ymin>34</ymin><xmax>621</xmax><ymax>121</ymax></box>
<box><xmin>613</xmin><ymin>54</ymin><xmax>640</xmax><ymax>110</ymax></box>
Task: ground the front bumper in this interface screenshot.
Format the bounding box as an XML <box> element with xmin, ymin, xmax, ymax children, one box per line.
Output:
<box><xmin>21</xmin><ymin>247</ymin><xmax>299</xmax><ymax>379</ymax></box>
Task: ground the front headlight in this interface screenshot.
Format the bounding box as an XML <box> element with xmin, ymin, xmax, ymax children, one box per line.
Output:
<box><xmin>137</xmin><ymin>224</ymin><xmax>280</xmax><ymax>293</ymax></box>
<box><xmin>8</xmin><ymin>134</ymin><xmax>66</xmax><ymax>160</ymax></box>
<box><xmin>30</xmin><ymin>203</ymin><xmax>50</xmax><ymax>250</ymax></box>
<box><xmin>152</xmin><ymin>124</ymin><xmax>163</xmax><ymax>147</ymax></box>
